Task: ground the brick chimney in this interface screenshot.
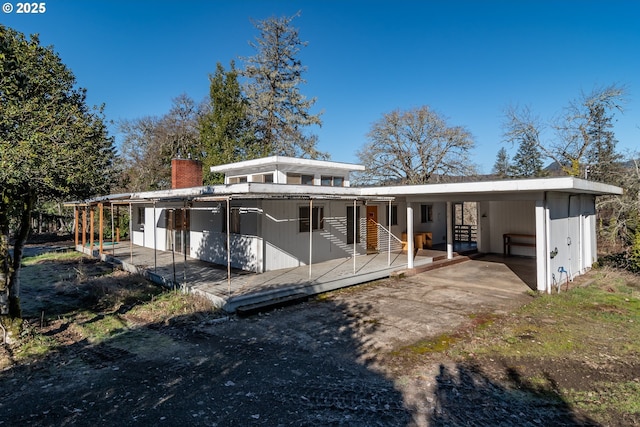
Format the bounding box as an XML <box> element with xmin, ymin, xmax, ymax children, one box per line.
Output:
<box><xmin>171</xmin><ymin>158</ymin><xmax>203</xmax><ymax>189</ymax></box>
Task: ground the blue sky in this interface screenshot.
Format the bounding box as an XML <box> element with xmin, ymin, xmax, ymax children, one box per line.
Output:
<box><xmin>4</xmin><ymin>0</ymin><xmax>639</xmax><ymax>173</ymax></box>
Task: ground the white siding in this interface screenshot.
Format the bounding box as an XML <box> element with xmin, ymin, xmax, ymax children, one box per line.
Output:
<box><xmin>487</xmin><ymin>200</ymin><xmax>536</xmax><ymax>255</ymax></box>
<box><xmin>261</xmin><ymin>200</ymin><xmax>366</xmax><ymax>271</ymax></box>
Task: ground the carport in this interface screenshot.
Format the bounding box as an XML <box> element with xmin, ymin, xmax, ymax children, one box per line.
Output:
<box><xmin>364</xmin><ymin>177</ymin><xmax>623</xmax><ymax>293</ymax></box>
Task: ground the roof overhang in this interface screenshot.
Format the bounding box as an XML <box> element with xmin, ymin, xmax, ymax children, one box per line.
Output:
<box><xmin>209</xmin><ymin>155</ymin><xmax>365</xmax><ymax>174</ymax></box>
<box><xmin>65</xmin><ymin>177</ymin><xmax>622</xmax><ymax>206</ymax></box>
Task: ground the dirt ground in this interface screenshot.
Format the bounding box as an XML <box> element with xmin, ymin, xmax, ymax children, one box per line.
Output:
<box><xmin>0</xmin><ymin>249</ymin><xmax>623</xmax><ymax>426</ymax></box>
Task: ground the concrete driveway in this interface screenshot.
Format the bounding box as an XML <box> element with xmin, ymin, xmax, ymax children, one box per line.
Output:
<box><xmin>323</xmin><ymin>255</ymin><xmax>536</xmax><ymax>353</ymax></box>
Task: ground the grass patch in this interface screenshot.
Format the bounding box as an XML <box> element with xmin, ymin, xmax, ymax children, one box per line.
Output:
<box><xmin>445</xmin><ymin>269</ymin><xmax>640</xmax><ymax>424</ymax></box>
<box><xmin>5</xmin><ymin>251</ymin><xmax>220</xmax><ymax>365</ymax></box>
<box><xmin>21</xmin><ymin>250</ymin><xmax>84</xmax><ymax>266</ymax></box>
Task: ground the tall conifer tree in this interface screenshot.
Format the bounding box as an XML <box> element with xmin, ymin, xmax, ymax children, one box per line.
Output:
<box><xmin>242</xmin><ymin>14</ymin><xmax>325</xmax><ymax>159</ymax></box>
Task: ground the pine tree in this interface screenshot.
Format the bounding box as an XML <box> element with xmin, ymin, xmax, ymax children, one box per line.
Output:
<box><xmin>242</xmin><ymin>14</ymin><xmax>325</xmax><ymax>159</ymax></box>
<box><xmin>584</xmin><ymin>103</ymin><xmax>622</xmax><ymax>184</ymax></box>
<box><xmin>510</xmin><ymin>137</ymin><xmax>545</xmax><ymax>178</ymax></box>
<box><xmin>199</xmin><ymin>61</ymin><xmax>253</xmax><ymax>184</ymax></box>
<box><xmin>492</xmin><ymin>147</ymin><xmax>511</xmax><ymax>178</ymax></box>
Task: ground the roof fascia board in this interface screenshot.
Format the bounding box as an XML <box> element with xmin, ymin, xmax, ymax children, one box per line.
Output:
<box><xmin>210</xmin><ymin>155</ymin><xmax>365</xmax><ymax>173</ymax></box>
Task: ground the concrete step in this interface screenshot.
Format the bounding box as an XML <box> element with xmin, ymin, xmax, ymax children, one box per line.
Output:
<box><xmin>390</xmin><ymin>251</ymin><xmax>481</xmax><ymax>278</ymax></box>
<box><xmin>235</xmin><ymin>292</ymin><xmax>309</xmax><ymax>316</ymax></box>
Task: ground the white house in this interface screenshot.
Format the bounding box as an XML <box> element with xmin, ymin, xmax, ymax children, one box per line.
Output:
<box><xmin>71</xmin><ymin>156</ymin><xmax>623</xmax><ymax>294</ymax></box>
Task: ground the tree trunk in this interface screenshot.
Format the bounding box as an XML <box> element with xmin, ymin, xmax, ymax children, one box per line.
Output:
<box><xmin>0</xmin><ymin>193</ymin><xmax>12</xmax><ymax>316</ymax></box>
<box><xmin>0</xmin><ymin>233</ymin><xmax>10</xmax><ymax>316</ymax></box>
<box><xmin>8</xmin><ymin>192</ymin><xmax>35</xmax><ymax>319</ymax></box>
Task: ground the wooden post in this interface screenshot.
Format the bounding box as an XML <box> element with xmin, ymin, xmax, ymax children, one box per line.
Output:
<box><xmin>115</xmin><ymin>205</ymin><xmax>120</xmax><ymax>243</ymax></box>
<box><xmin>74</xmin><ymin>207</ymin><xmax>79</xmax><ymax>247</ymax></box>
<box><xmin>89</xmin><ymin>207</ymin><xmax>95</xmax><ymax>254</ymax></box>
<box><xmin>82</xmin><ymin>207</ymin><xmax>87</xmax><ymax>248</ymax></box>
<box><xmin>98</xmin><ymin>203</ymin><xmax>104</xmax><ymax>255</ymax></box>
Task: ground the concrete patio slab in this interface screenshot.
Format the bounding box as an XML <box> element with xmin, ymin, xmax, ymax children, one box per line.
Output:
<box><xmin>78</xmin><ymin>241</ymin><xmax>440</xmax><ymax>313</ymax></box>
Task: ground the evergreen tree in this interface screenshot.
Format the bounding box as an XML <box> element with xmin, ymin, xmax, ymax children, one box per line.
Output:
<box><xmin>510</xmin><ymin>137</ymin><xmax>545</xmax><ymax>178</ymax></box>
<box><xmin>199</xmin><ymin>61</ymin><xmax>253</xmax><ymax>184</ymax></box>
<box><xmin>502</xmin><ymin>106</ymin><xmax>545</xmax><ymax>178</ymax></box>
<box><xmin>242</xmin><ymin>13</ymin><xmax>325</xmax><ymax>159</ymax></box>
<box><xmin>492</xmin><ymin>147</ymin><xmax>511</xmax><ymax>178</ymax></box>
<box><xmin>584</xmin><ymin>103</ymin><xmax>623</xmax><ymax>184</ymax></box>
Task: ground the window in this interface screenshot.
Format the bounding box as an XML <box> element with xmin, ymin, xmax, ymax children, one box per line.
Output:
<box><xmin>228</xmin><ymin>176</ymin><xmax>247</xmax><ymax>184</ymax></box>
<box><xmin>321</xmin><ymin>176</ymin><xmax>345</xmax><ymax>187</ymax></box>
<box><xmin>299</xmin><ymin>206</ymin><xmax>324</xmax><ymax>232</ymax></box>
<box><xmin>287</xmin><ymin>173</ymin><xmax>301</xmax><ymax>184</ymax></box>
<box><xmin>421</xmin><ymin>204</ymin><xmax>433</xmax><ymax>223</ymax></box>
<box><xmin>287</xmin><ymin>173</ymin><xmax>314</xmax><ymax>185</ymax></box>
<box><xmin>221</xmin><ymin>208</ymin><xmax>241</xmax><ymax>234</ymax></box>
<box><xmin>253</xmin><ymin>173</ymin><xmax>273</xmax><ymax>183</ymax></box>
<box><xmin>346</xmin><ymin>206</ymin><xmax>360</xmax><ymax>244</ymax></box>
<box><xmin>386</xmin><ymin>205</ymin><xmax>398</xmax><ymax>226</ymax></box>
<box><xmin>137</xmin><ymin>207</ymin><xmax>145</xmax><ymax>225</ymax></box>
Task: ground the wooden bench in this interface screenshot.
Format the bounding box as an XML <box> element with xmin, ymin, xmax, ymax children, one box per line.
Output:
<box><xmin>503</xmin><ymin>233</ymin><xmax>535</xmax><ymax>256</ymax></box>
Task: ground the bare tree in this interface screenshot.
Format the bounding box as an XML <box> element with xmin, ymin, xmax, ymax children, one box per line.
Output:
<box><xmin>356</xmin><ymin>106</ymin><xmax>476</xmax><ymax>185</ymax></box>
<box><xmin>502</xmin><ymin>105</ymin><xmax>546</xmax><ymax>177</ymax></box>
<box><xmin>119</xmin><ymin>94</ymin><xmax>202</xmax><ymax>191</ymax></box>
<box><xmin>552</xmin><ymin>85</ymin><xmax>625</xmax><ymax>176</ymax></box>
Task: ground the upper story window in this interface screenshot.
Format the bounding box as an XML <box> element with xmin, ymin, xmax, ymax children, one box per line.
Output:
<box><xmin>252</xmin><ymin>173</ymin><xmax>273</xmax><ymax>183</ymax></box>
<box><xmin>287</xmin><ymin>173</ymin><xmax>314</xmax><ymax>185</ymax></box>
<box><xmin>228</xmin><ymin>176</ymin><xmax>247</xmax><ymax>184</ymax></box>
<box><xmin>321</xmin><ymin>176</ymin><xmax>344</xmax><ymax>187</ymax></box>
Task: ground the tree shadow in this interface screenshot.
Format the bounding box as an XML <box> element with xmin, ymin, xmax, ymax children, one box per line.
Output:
<box><xmin>425</xmin><ymin>361</ymin><xmax>599</xmax><ymax>426</ymax></box>
<box><xmin>1</xmin><ymin>254</ymin><xmax>604</xmax><ymax>426</ymax></box>
<box><xmin>0</xmin><ymin>286</ymin><xmax>412</xmax><ymax>425</ymax></box>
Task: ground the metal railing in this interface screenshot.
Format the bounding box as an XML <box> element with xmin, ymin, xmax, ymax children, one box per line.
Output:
<box><xmin>454</xmin><ymin>224</ymin><xmax>477</xmax><ymax>243</ymax></box>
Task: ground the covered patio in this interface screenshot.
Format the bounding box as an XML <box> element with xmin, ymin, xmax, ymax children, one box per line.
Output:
<box><xmin>78</xmin><ymin>241</ymin><xmax>476</xmax><ymax>313</ymax></box>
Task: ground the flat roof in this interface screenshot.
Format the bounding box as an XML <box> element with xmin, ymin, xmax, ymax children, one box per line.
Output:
<box><xmin>209</xmin><ymin>155</ymin><xmax>366</xmax><ymax>174</ymax></box>
<box><xmin>70</xmin><ymin>176</ymin><xmax>622</xmax><ymax>206</ymax></box>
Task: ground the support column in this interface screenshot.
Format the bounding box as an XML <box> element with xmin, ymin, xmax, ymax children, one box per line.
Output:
<box><xmin>129</xmin><ymin>203</ymin><xmax>133</xmax><ymax>263</ymax></box>
<box><xmin>89</xmin><ymin>207</ymin><xmax>95</xmax><ymax>255</ymax></box>
<box><xmin>74</xmin><ymin>207</ymin><xmax>79</xmax><ymax>247</ymax></box>
<box><xmin>535</xmin><ymin>197</ymin><xmax>550</xmax><ymax>293</ymax></box>
<box><xmin>446</xmin><ymin>202</ymin><xmax>453</xmax><ymax>259</ymax></box>
<box><xmin>82</xmin><ymin>207</ymin><xmax>87</xmax><ymax>248</ymax></box>
<box><xmin>115</xmin><ymin>205</ymin><xmax>120</xmax><ymax>243</ymax></box>
<box><xmin>226</xmin><ymin>198</ymin><xmax>231</xmax><ymax>295</ymax></box>
<box><xmin>353</xmin><ymin>199</ymin><xmax>357</xmax><ymax>274</ymax></box>
<box><xmin>153</xmin><ymin>201</ymin><xmax>157</xmax><ymax>272</ymax></box>
<box><xmin>110</xmin><ymin>204</ymin><xmax>115</xmax><ymax>256</ymax></box>
<box><xmin>407</xmin><ymin>202</ymin><xmax>414</xmax><ymax>269</ymax></box>
<box><xmin>388</xmin><ymin>200</ymin><xmax>392</xmax><ymax>266</ymax></box>
<box><xmin>98</xmin><ymin>203</ymin><xmax>104</xmax><ymax>255</ymax></box>
<box><xmin>308</xmin><ymin>199</ymin><xmax>313</xmax><ymax>279</ymax></box>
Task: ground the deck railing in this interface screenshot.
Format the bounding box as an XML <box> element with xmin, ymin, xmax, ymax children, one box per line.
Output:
<box><xmin>454</xmin><ymin>224</ymin><xmax>477</xmax><ymax>242</ymax></box>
